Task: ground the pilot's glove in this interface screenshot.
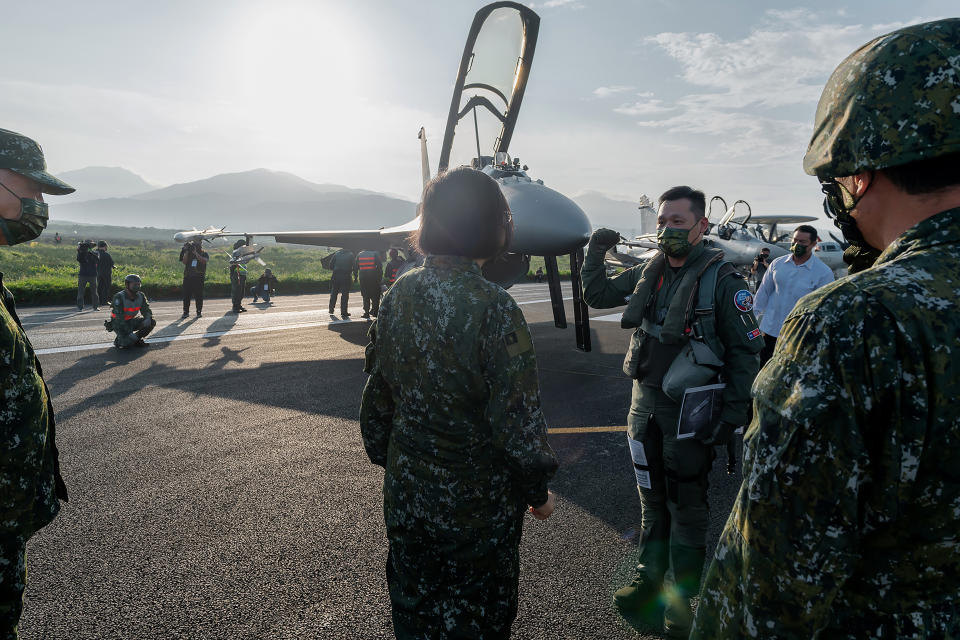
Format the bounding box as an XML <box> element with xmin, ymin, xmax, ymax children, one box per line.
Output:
<box><xmin>699</xmin><ymin>420</ymin><xmax>736</xmax><ymax>447</ymax></box>
<box><xmin>588</xmin><ymin>228</ymin><xmax>621</xmax><ymax>253</ymax></box>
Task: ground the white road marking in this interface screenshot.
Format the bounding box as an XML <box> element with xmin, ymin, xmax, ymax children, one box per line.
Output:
<box><xmin>31</xmin><ymin>291</ymin><xmax>577</xmax><ymax>355</ymax></box>
<box><xmin>593</xmin><ymin>312</ymin><xmax>624</xmax><ymax>323</ymax></box>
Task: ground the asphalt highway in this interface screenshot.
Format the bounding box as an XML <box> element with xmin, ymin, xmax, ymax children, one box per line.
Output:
<box><xmin>17</xmin><ymin>283</ymin><xmax>743</xmax><ymax>640</ymax></box>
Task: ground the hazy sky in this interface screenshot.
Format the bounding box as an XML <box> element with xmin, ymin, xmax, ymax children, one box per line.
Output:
<box><xmin>2</xmin><ymin>1</ymin><xmax>954</xmax><ymax>219</ymax></box>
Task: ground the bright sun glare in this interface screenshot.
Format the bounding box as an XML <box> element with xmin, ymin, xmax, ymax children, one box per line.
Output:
<box><xmin>231</xmin><ymin>4</ymin><xmax>367</xmax><ymax>132</ymax></box>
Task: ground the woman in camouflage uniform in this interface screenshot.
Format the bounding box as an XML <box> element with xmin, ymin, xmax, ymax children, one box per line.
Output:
<box><xmin>360</xmin><ymin>167</ymin><xmax>558</xmax><ymax>639</ymax></box>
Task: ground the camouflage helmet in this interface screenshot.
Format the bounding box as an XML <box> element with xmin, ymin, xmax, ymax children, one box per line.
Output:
<box><xmin>803</xmin><ymin>18</ymin><xmax>960</xmax><ymax>178</ymax></box>
<box><xmin>124</xmin><ymin>274</ymin><xmax>142</xmax><ymax>286</ymax></box>
<box><xmin>0</xmin><ymin>128</ymin><xmax>76</xmax><ymax>195</ymax></box>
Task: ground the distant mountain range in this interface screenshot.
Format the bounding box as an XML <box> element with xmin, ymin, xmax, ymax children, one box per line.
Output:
<box><xmin>57</xmin><ymin>166</ymin><xmax>159</xmax><ymax>203</ymax></box>
<box><xmin>52</xmin><ymin>168</ymin><xmax>417</xmax><ymax>232</ymax></box>
<box><xmin>50</xmin><ymin>166</ymin><xmax>654</xmax><ymax>236</ymax></box>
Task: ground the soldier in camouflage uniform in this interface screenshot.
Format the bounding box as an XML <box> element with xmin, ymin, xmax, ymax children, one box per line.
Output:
<box><xmin>106</xmin><ymin>274</ymin><xmax>156</xmax><ymax>349</ymax></box>
<box><xmin>581</xmin><ymin>186</ymin><xmax>761</xmax><ymax>637</ymax></box>
<box><xmin>360</xmin><ymin>167</ymin><xmax>557</xmax><ymax>639</ymax></box>
<box><xmin>692</xmin><ymin>18</ymin><xmax>960</xmax><ymax>638</ymax></box>
<box><xmin>0</xmin><ymin>128</ymin><xmax>72</xmax><ymax>639</ymax></box>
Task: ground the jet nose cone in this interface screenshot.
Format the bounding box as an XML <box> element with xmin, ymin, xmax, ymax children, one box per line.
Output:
<box><xmin>173</xmin><ymin>232</ymin><xmax>187</xmax><ymax>243</ymax></box>
<box><xmin>499</xmin><ymin>179</ymin><xmax>591</xmax><ymax>255</ymax></box>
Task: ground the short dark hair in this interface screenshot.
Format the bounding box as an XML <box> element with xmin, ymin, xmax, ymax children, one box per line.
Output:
<box><xmin>658</xmin><ymin>185</ymin><xmax>706</xmax><ymax>219</ymax></box>
<box><xmin>411</xmin><ymin>167</ymin><xmax>512</xmax><ymax>258</ymax></box>
<box><xmin>794</xmin><ymin>224</ymin><xmax>818</xmax><ymax>243</ymax></box>
<box><xmin>98</xmin><ymin>241</ymin><xmax>107</xmax><ymax>248</ymax></box>
<box><xmin>883</xmin><ymin>152</ymin><xmax>960</xmax><ymax>195</ymax></box>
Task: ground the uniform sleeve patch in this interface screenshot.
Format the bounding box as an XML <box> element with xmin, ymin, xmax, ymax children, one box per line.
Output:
<box><xmin>747</xmin><ymin>328</ymin><xmax>761</xmax><ymax>340</ymax></box>
<box><xmin>734</xmin><ymin>289</ymin><xmax>754</xmax><ymax>312</ymax></box>
<box><xmin>504</xmin><ymin>329</ymin><xmax>532</xmax><ymax>357</ymax></box>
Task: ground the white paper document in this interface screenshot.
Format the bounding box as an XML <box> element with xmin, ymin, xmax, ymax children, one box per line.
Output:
<box><xmin>627</xmin><ymin>436</ymin><xmax>652</xmax><ymax>489</ymax></box>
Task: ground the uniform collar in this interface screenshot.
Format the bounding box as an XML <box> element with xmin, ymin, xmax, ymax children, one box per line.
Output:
<box><xmin>876</xmin><ymin>206</ymin><xmax>960</xmax><ymax>266</ymax></box>
<box><xmin>424</xmin><ymin>254</ymin><xmax>483</xmax><ymax>274</ymax></box>
<box><xmin>788</xmin><ymin>254</ymin><xmax>816</xmax><ymax>268</ymax></box>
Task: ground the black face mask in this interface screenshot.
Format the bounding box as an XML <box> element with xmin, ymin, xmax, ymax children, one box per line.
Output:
<box><xmin>819</xmin><ymin>177</ymin><xmax>875</xmax><ymax>249</ymax></box>
<box><xmin>0</xmin><ymin>181</ymin><xmax>48</xmax><ymax>246</ymax></box>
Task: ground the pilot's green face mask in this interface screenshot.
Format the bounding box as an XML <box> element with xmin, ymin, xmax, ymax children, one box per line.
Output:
<box><xmin>0</xmin><ymin>182</ymin><xmax>48</xmax><ymax>246</ymax></box>
<box><xmin>657</xmin><ymin>225</ymin><xmax>696</xmax><ymax>258</ymax></box>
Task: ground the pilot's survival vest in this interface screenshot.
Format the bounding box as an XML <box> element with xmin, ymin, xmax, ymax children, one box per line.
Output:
<box><xmin>620</xmin><ymin>246</ymin><xmax>736</xmax><ymax>400</ymax></box>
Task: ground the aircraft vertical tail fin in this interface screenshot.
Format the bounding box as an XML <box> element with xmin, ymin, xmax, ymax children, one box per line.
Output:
<box><xmin>418</xmin><ymin>127</ymin><xmax>431</xmax><ymax>190</ymax></box>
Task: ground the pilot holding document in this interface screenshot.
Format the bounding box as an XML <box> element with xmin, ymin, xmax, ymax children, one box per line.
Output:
<box><xmin>581</xmin><ymin>185</ymin><xmax>761</xmax><ymax>637</ymax></box>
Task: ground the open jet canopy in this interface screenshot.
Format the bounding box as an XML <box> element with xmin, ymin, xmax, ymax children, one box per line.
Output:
<box><xmin>438</xmin><ymin>2</ymin><xmax>539</xmax><ymax>172</ymax></box>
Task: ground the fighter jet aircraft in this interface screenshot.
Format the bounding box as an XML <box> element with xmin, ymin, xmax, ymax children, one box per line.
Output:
<box><xmin>172</xmin><ymin>2</ymin><xmax>594</xmax><ymax>351</ymax></box>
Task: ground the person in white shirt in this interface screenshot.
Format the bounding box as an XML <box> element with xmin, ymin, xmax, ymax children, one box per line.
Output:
<box><xmin>753</xmin><ymin>224</ymin><xmax>835</xmax><ymax>363</ymax></box>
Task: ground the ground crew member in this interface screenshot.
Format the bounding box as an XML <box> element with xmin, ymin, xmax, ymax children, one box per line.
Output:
<box><xmin>76</xmin><ymin>239</ymin><xmax>99</xmax><ymax>310</ymax></box>
<box><xmin>251</xmin><ymin>268</ymin><xmax>279</xmax><ymax>304</ymax></box>
<box><xmin>354</xmin><ymin>249</ymin><xmax>383</xmax><ymax>318</ymax></box>
<box><xmin>0</xmin><ymin>127</ymin><xmax>72</xmax><ymax>638</ymax></box>
<box><xmin>105</xmin><ymin>274</ymin><xmax>155</xmax><ymax>349</ymax></box>
<box><xmin>384</xmin><ymin>248</ymin><xmax>404</xmax><ymax>287</ymax></box>
<box><xmin>582</xmin><ymin>185</ymin><xmax>762</xmax><ymax>637</ymax></box>
<box><xmin>327</xmin><ymin>247</ymin><xmax>354</xmax><ymax>316</ymax></box>
<box><xmin>692</xmin><ymin>19</ymin><xmax>960</xmax><ymax>638</ymax></box>
<box><xmin>229</xmin><ymin>258</ymin><xmax>248</xmax><ymax>314</ymax></box>
<box><xmin>96</xmin><ymin>240</ymin><xmax>114</xmax><ymax>304</ymax></box>
<box><xmin>179</xmin><ymin>238</ymin><xmax>208</xmax><ymax>318</ymax></box>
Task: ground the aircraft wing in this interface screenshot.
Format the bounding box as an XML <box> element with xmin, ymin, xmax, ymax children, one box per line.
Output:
<box><xmin>197</xmin><ymin>218</ymin><xmax>421</xmax><ymax>251</ymax></box>
<box><xmin>749</xmin><ymin>214</ymin><xmax>819</xmax><ymax>224</ymax></box>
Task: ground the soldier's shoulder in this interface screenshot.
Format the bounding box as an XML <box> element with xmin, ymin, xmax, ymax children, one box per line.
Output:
<box><xmin>787</xmin><ymin>262</ymin><xmax>917</xmax><ymax>331</ymax></box>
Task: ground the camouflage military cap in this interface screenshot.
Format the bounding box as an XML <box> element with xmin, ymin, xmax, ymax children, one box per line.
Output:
<box><xmin>803</xmin><ymin>18</ymin><xmax>960</xmax><ymax>178</ymax></box>
<box><xmin>0</xmin><ymin>128</ymin><xmax>75</xmax><ymax>195</ymax></box>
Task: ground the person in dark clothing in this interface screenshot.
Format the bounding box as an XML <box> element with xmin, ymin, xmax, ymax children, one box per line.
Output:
<box><xmin>76</xmin><ymin>239</ymin><xmax>99</xmax><ymax>310</ymax></box>
<box><xmin>750</xmin><ymin>248</ymin><xmax>770</xmax><ymax>290</ymax></box>
<box><xmin>251</xmin><ymin>268</ymin><xmax>279</xmax><ymax>303</ymax></box>
<box><xmin>179</xmin><ymin>239</ymin><xmax>208</xmax><ymax>318</ymax></box>
<box><xmin>327</xmin><ymin>248</ymin><xmax>355</xmax><ymax>316</ymax></box>
<box><xmin>229</xmin><ymin>259</ymin><xmax>248</xmax><ymax>313</ymax></box>
<box><xmin>354</xmin><ymin>249</ymin><xmax>384</xmax><ymax>319</ymax></box>
<box><xmin>96</xmin><ymin>240</ymin><xmax>114</xmax><ymax>304</ymax></box>
<box><xmin>384</xmin><ymin>248</ymin><xmax>405</xmax><ymax>287</ymax></box>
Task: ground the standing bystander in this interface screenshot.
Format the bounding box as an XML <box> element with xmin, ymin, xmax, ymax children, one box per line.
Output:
<box><xmin>96</xmin><ymin>240</ymin><xmax>114</xmax><ymax>305</ymax></box>
<box><xmin>76</xmin><ymin>239</ymin><xmax>99</xmax><ymax>311</ymax></box>
<box><xmin>752</xmin><ymin>224</ymin><xmax>834</xmax><ymax>364</ymax></box>
<box><xmin>180</xmin><ymin>238</ymin><xmax>208</xmax><ymax>318</ymax></box>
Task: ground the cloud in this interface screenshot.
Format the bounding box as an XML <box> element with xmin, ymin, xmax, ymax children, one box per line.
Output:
<box><xmin>592</xmin><ymin>85</ymin><xmax>634</xmax><ymax>98</ymax></box>
<box><xmin>529</xmin><ymin>0</ymin><xmax>585</xmax><ymax>8</ymax></box>
<box><xmin>609</xmin><ymin>10</ymin><xmax>943</xmax><ymax>160</ymax></box>
<box><xmin>613</xmin><ymin>99</ymin><xmax>674</xmax><ymax>116</ymax></box>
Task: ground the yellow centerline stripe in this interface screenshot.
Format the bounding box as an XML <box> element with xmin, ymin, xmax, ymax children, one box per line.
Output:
<box><xmin>547</xmin><ymin>426</ymin><xmax>625</xmax><ymax>434</ymax></box>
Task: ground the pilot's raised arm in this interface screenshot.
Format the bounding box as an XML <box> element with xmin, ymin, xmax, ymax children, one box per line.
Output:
<box><xmin>580</xmin><ymin>228</ymin><xmax>642</xmax><ymax>309</ymax></box>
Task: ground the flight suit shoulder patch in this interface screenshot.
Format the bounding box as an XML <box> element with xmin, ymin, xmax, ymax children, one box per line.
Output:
<box><xmin>503</xmin><ymin>329</ymin><xmax>532</xmax><ymax>357</ymax></box>
<box><xmin>734</xmin><ymin>289</ymin><xmax>754</xmax><ymax>312</ymax></box>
